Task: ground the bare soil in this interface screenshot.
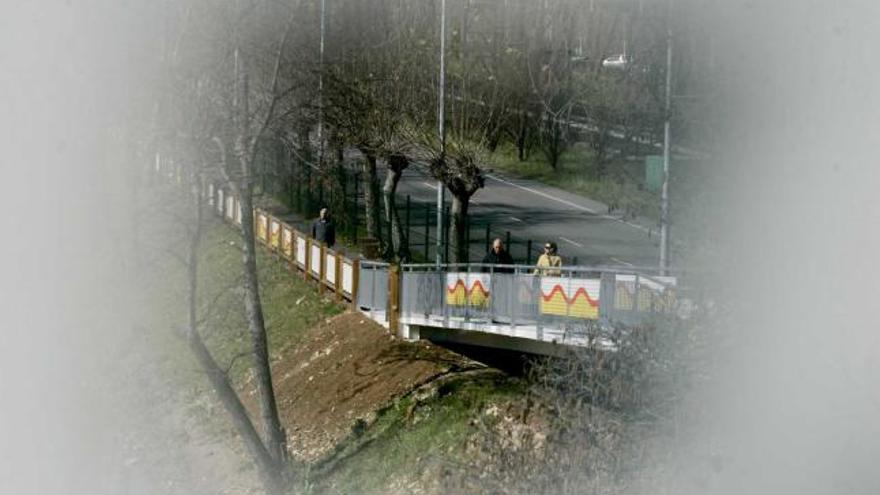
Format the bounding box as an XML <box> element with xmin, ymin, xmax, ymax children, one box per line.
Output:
<box><xmin>244</xmin><ymin>311</ymin><xmax>479</xmax><ymax>462</ymax></box>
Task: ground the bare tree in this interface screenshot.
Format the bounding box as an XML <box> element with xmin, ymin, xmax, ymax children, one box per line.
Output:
<box><xmin>419</xmin><ymin>137</ymin><xmax>486</xmax><ymax>263</ymax></box>
<box><xmin>179</xmin><ymin>177</ymin><xmax>286</xmax><ymax>494</ymax></box>
<box><xmin>211</xmin><ymin>6</ymin><xmax>299</xmax><ymax>468</ymax></box>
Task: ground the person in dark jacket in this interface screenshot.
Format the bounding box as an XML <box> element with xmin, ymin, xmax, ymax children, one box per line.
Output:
<box><xmin>311</xmin><ymin>207</ymin><xmax>335</xmax><ymax>248</ymax></box>
<box><xmin>481</xmin><ymin>238</ymin><xmax>514</xmax><ymax>273</ymax></box>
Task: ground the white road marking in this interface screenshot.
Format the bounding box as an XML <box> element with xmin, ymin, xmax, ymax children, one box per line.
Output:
<box><xmin>485</xmin><ymin>173</ymin><xmax>653</xmax><ymax>234</ymax></box>
<box><xmin>559</xmin><ymin>236</ymin><xmax>584</xmax><ymax>248</ymax></box>
<box><xmin>485</xmin><ymin>174</ymin><xmax>597</xmax><ymax>213</ymax></box>
<box><xmin>509</xmin><ymin>216</ymin><xmax>523</xmax><ymax>222</ymax></box>
<box><xmin>610</xmin><ymin>257</ymin><xmax>634</xmax><ymax>267</ymax></box>
<box><xmin>421</xmin><ymin>181</ymin><xmax>437</xmax><ymax>190</ymax></box>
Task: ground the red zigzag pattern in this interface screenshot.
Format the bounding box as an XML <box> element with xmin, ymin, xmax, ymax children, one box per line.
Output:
<box><xmin>541</xmin><ymin>285</ymin><xmax>599</xmax><ymax>307</ymax></box>
<box><xmin>446</xmin><ymin>279</ymin><xmax>490</xmax><ymax>297</ymax></box>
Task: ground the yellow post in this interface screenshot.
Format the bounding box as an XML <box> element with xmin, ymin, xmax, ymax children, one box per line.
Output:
<box><xmin>335</xmin><ymin>254</ymin><xmax>343</xmax><ymax>301</ymax></box>
<box><xmin>303</xmin><ymin>237</ymin><xmax>311</xmax><ymax>281</ymax></box>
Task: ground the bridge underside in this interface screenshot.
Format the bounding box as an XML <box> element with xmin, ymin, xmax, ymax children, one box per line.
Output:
<box><xmin>405</xmin><ymin>324</ymin><xmax>576</xmax><ymax>358</ymax></box>
<box><xmin>399</xmin><ymin>316</ymin><xmax>613</xmax><ymax>357</ymax></box>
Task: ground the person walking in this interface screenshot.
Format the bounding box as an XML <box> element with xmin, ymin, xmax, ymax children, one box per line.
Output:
<box><xmin>534</xmin><ymin>241</ymin><xmax>562</xmax><ymax>276</ymax></box>
<box><xmin>481</xmin><ymin>238</ymin><xmax>514</xmax><ymax>273</ymax></box>
<box><xmin>311</xmin><ymin>207</ymin><xmax>336</xmax><ymax>248</ymax></box>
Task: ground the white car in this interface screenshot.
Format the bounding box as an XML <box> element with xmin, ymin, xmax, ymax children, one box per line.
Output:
<box><xmin>601</xmin><ymin>54</ymin><xmax>628</xmax><ymax>69</ymax></box>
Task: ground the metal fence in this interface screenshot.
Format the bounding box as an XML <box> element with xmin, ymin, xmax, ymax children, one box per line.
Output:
<box><xmin>357</xmin><ymin>261</ymin><xmax>389</xmax><ymax>321</ymax></box>
<box><xmin>400</xmin><ymin>263</ymin><xmax>684</xmax><ymax>340</ymax></box>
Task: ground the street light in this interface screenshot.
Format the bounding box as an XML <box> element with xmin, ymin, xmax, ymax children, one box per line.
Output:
<box><xmin>436</xmin><ymin>0</ymin><xmax>446</xmax><ymax>267</ymax></box>
<box><xmin>317</xmin><ymin>0</ymin><xmax>326</xmax><ymax>168</ymax></box>
<box><xmin>659</xmin><ymin>26</ymin><xmax>672</xmax><ymax>275</ymax></box>
<box><xmin>600</xmin><ymin>19</ymin><xmax>672</xmax><ymax>274</ymax></box>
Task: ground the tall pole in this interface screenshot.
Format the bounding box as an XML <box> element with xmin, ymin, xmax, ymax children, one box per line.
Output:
<box><xmin>436</xmin><ymin>0</ymin><xmax>447</xmax><ymax>266</ymax></box>
<box><xmin>659</xmin><ymin>26</ymin><xmax>672</xmax><ymax>275</ymax></box>
<box><xmin>317</xmin><ymin>0</ymin><xmax>326</xmax><ymax>168</ymax></box>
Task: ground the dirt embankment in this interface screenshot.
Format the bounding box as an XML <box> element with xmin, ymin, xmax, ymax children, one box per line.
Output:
<box><xmin>244</xmin><ymin>311</ymin><xmax>480</xmax><ymax>462</ymax></box>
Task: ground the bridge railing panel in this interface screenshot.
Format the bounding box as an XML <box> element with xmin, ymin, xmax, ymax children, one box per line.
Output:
<box><xmin>357</xmin><ymin>261</ymin><xmax>389</xmax><ymax>322</ymax></box>
<box><xmin>400</xmin><ymin>263</ymin><xmax>685</xmax><ymax>335</ymax></box>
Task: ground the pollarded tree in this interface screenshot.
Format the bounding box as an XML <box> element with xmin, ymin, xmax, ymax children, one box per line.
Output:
<box><xmin>419</xmin><ymin>136</ymin><xmax>486</xmax><ymax>264</ymax></box>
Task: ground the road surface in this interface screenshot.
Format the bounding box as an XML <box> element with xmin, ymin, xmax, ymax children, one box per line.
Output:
<box><xmin>393</xmin><ymin>162</ymin><xmax>662</xmax><ymax>268</ymax></box>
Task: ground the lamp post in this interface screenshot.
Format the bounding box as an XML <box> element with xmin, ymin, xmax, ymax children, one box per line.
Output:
<box><xmin>659</xmin><ymin>26</ymin><xmax>672</xmax><ymax>275</ymax></box>
<box><xmin>317</xmin><ymin>0</ymin><xmax>326</xmax><ymax>168</ymax></box>
<box><xmin>436</xmin><ymin>0</ymin><xmax>446</xmax><ymax>267</ymax></box>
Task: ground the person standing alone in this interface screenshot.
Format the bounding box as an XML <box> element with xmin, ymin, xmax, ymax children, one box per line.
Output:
<box><xmin>311</xmin><ymin>207</ymin><xmax>336</xmax><ymax>248</ymax></box>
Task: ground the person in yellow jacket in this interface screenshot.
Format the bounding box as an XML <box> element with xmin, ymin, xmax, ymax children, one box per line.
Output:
<box><xmin>535</xmin><ymin>241</ymin><xmax>562</xmax><ymax>276</ymax></box>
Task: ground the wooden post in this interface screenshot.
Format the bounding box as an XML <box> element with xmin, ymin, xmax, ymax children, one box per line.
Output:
<box><xmin>388</xmin><ymin>264</ymin><xmax>400</xmax><ymax>334</ymax></box>
<box><xmin>319</xmin><ymin>243</ymin><xmax>327</xmax><ymax>294</ymax></box>
<box><xmin>303</xmin><ymin>237</ymin><xmax>311</xmax><ymax>281</ymax></box>
<box><xmin>350</xmin><ymin>259</ymin><xmax>360</xmax><ymax>310</ymax></box>
<box><xmin>264</xmin><ymin>214</ymin><xmax>271</xmax><ymax>246</ymax></box>
<box><xmin>334</xmin><ymin>253</ymin><xmax>343</xmax><ymax>301</ymax></box>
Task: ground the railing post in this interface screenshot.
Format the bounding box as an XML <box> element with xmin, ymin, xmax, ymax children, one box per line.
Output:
<box><xmin>444</xmin><ymin>205</ymin><xmax>450</xmax><ymax>263</ymax></box>
<box><xmin>303</xmin><ymin>237</ymin><xmax>311</xmax><ymax>281</ymax></box>
<box><xmin>424</xmin><ymin>203</ymin><xmax>430</xmax><ymax>260</ymax></box>
<box><xmin>389</xmin><ymin>264</ymin><xmax>400</xmax><ymax>335</ymax></box>
<box><xmin>319</xmin><ymin>243</ymin><xmax>327</xmax><ymax>294</ymax></box>
<box><xmin>463</xmin><ymin>262</ymin><xmax>470</xmax><ymax>323</ymax></box>
<box><xmin>335</xmin><ymin>253</ymin><xmax>343</xmax><ymax>301</ymax></box>
<box><xmin>527</xmin><ymin>239</ymin><xmax>533</xmax><ymax>265</ymax></box>
<box><xmin>350</xmin><ymin>259</ymin><xmax>360</xmax><ymax>311</ymax></box>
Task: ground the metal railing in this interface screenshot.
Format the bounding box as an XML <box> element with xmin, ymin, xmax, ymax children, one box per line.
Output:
<box><xmin>357</xmin><ymin>261</ymin><xmax>389</xmax><ymax>322</ymax></box>
<box><xmin>400</xmin><ymin>263</ymin><xmax>684</xmax><ymax>343</ymax></box>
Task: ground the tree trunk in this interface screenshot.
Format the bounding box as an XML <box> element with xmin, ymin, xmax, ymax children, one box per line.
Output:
<box><xmin>233</xmin><ymin>51</ymin><xmax>287</xmax><ymax>467</ymax></box>
<box><xmin>516</xmin><ymin>113</ymin><xmax>528</xmax><ymax>161</ymax></box>
<box><xmin>450</xmin><ymin>194</ymin><xmax>469</xmax><ymax>263</ymax></box>
<box><xmin>329</xmin><ymin>141</ymin><xmax>348</xmax><ymax>238</ymax></box>
<box><xmin>236</xmin><ymin>178</ymin><xmax>287</xmax><ymax>465</ymax></box>
<box><xmin>382</xmin><ymin>164</ymin><xmax>410</xmax><ymax>261</ymax></box>
<box><xmin>297</xmin><ymin>125</ymin><xmax>313</xmax><ymax>215</ymax></box>
<box><xmin>361</xmin><ymin>149</ymin><xmax>382</xmax><ymax>248</ymax></box>
<box><xmin>185</xmin><ymin>188</ymin><xmax>285</xmax><ymax>495</ymax></box>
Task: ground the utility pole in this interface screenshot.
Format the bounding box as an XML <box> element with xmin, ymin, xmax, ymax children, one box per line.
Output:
<box><xmin>436</xmin><ymin>0</ymin><xmax>446</xmax><ymax>267</ymax></box>
<box><xmin>317</xmin><ymin>0</ymin><xmax>326</xmax><ymax>168</ymax></box>
<box><xmin>659</xmin><ymin>25</ymin><xmax>672</xmax><ymax>275</ymax></box>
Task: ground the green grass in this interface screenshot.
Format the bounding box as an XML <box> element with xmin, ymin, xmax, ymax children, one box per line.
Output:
<box><xmin>146</xmin><ymin>214</ymin><xmax>344</xmax><ymax>386</ymax></box>
<box><xmin>313</xmin><ymin>371</ymin><xmax>524</xmax><ymax>495</ymax></box>
<box><xmin>490</xmin><ymin>142</ymin><xmax>660</xmax><ymax>222</ymax></box>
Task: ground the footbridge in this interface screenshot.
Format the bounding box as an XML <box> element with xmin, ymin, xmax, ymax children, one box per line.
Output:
<box><xmin>200</xmin><ymin>176</ymin><xmax>686</xmax><ymax>357</ymax></box>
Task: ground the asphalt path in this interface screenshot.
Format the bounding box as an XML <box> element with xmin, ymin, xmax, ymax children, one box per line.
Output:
<box><xmin>393</xmin><ymin>162</ymin><xmax>662</xmax><ymax>268</ymax></box>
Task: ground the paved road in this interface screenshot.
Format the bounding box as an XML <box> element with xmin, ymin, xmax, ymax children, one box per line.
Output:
<box><xmin>393</xmin><ymin>162</ymin><xmax>662</xmax><ymax>268</ymax></box>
